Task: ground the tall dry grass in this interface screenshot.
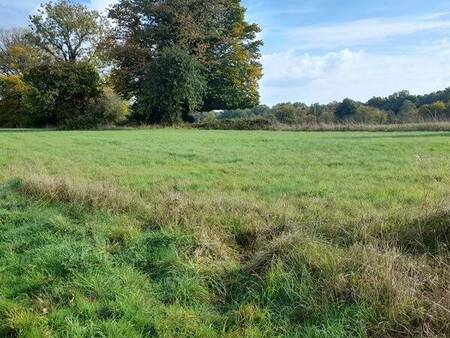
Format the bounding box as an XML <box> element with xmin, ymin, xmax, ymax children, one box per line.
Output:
<box><xmin>9</xmin><ymin>170</ymin><xmax>450</xmax><ymax>336</ymax></box>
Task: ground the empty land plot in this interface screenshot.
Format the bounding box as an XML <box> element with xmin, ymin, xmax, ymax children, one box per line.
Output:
<box><xmin>0</xmin><ymin>129</ymin><xmax>449</xmax><ymax>337</ymax></box>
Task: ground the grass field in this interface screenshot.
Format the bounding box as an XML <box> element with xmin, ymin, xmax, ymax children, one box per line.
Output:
<box><xmin>0</xmin><ymin>129</ymin><xmax>449</xmax><ymax>337</ymax></box>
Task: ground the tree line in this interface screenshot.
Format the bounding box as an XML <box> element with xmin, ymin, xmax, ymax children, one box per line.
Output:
<box><xmin>201</xmin><ymin>88</ymin><xmax>450</xmax><ymax>127</ymax></box>
<box><xmin>0</xmin><ymin>0</ymin><xmax>262</xmax><ymax>128</ymax></box>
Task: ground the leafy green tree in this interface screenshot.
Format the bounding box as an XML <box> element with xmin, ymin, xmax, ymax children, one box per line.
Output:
<box><xmin>335</xmin><ymin>98</ymin><xmax>359</xmax><ymax>121</ymax></box>
<box><xmin>367</xmin><ymin>90</ymin><xmax>415</xmax><ymax>114</ymax></box>
<box><xmin>419</xmin><ymin>101</ymin><xmax>448</xmax><ymax>121</ymax></box>
<box><xmin>201</xmin><ymin>3</ymin><xmax>263</xmax><ymax>110</ymax></box>
<box><xmin>108</xmin><ymin>0</ymin><xmax>262</xmax><ymax>120</ymax></box>
<box><xmin>397</xmin><ymin>100</ymin><xmax>419</xmax><ymax>123</ymax></box>
<box><xmin>24</xmin><ymin>61</ymin><xmax>102</xmax><ymax>128</ymax></box>
<box><xmin>308</xmin><ymin>103</ymin><xmax>338</xmax><ymax>124</ymax></box>
<box><xmin>415</xmin><ymin>88</ymin><xmax>450</xmax><ymax>106</ymax></box>
<box><xmin>135</xmin><ymin>47</ymin><xmax>206</xmax><ymax>124</ymax></box>
<box><xmin>28</xmin><ymin>0</ymin><xmax>105</xmax><ymax>62</ymax></box>
<box><xmin>272</xmin><ymin>103</ymin><xmax>309</xmax><ymax>124</ymax></box>
<box><xmin>353</xmin><ymin>105</ymin><xmax>389</xmax><ymax>124</ymax></box>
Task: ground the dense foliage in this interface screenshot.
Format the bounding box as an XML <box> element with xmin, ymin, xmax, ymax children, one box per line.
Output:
<box><xmin>133</xmin><ymin>46</ymin><xmax>207</xmax><ymax>124</ymax></box>
<box><xmin>0</xmin><ymin>75</ymin><xmax>31</xmax><ymax>127</ymax></box>
<box><xmin>0</xmin><ymin>0</ymin><xmax>262</xmax><ymax>128</ymax></box>
<box><xmin>24</xmin><ymin>61</ymin><xmax>103</xmax><ymax>128</ymax></box>
<box><xmin>0</xmin><ymin>1</ymin><xmax>127</xmax><ymax>129</ymax></box>
<box><xmin>199</xmin><ymin>88</ymin><xmax>450</xmax><ymax>127</ymax></box>
<box><xmin>107</xmin><ymin>0</ymin><xmax>263</xmax><ymax>122</ymax></box>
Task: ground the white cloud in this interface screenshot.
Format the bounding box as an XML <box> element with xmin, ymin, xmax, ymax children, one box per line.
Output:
<box><xmin>287</xmin><ymin>13</ymin><xmax>450</xmax><ymax>49</ymax></box>
<box><xmin>261</xmin><ymin>41</ymin><xmax>450</xmax><ymax>105</ymax></box>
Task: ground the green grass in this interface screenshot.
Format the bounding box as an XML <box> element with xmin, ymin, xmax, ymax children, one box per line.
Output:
<box><xmin>0</xmin><ymin>129</ymin><xmax>449</xmax><ymax>337</ymax></box>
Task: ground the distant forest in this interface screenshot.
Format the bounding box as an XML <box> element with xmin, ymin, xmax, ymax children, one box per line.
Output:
<box><xmin>198</xmin><ymin>88</ymin><xmax>450</xmax><ymax>126</ymax></box>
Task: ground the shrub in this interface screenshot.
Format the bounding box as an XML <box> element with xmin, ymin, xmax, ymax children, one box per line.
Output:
<box><xmin>90</xmin><ymin>87</ymin><xmax>129</xmax><ymax>126</ymax></box>
<box><xmin>353</xmin><ymin>106</ymin><xmax>389</xmax><ymax>124</ymax></box>
<box><xmin>396</xmin><ymin>100</ymin><xmax>420</xmax><ymax>123</ymax></box>
<box><xmin>320</xmin><ymin>110</ymin><xmax>336</xmax><ymax>124</ymax></box>
<box><xmin>272</xmin><ymin>103</ymin><xmax>309</xmax><ymax>124</ymax></box>
<box><xmin>219</xmin><ymin>105</ymin><xmax>272</xmax><ymax>120</ymax></box>
<box><xmin>419</xmin><ymin>101</ymin><xmax>449</xmax><ymax>121</ymax></box>
<box><xmin>24</xmin><ymin>61</ymin><xmax>103</xmax><ymax>129</ymax></box>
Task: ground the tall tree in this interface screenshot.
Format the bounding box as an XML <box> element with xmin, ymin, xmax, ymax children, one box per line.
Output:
<box><xmin>107</xmin><ymin>0</ymin><xmax>262</xmax><ymax>121</ymax></box>
<box><xmin>336</xmin><ymin>98</ymin><xmax>359</xmax><ymax>121</ymax></box>
<box><xmin>28</xmin><ymin>0</ymin><xmax>105</xmax><ymax>62</ymax></box>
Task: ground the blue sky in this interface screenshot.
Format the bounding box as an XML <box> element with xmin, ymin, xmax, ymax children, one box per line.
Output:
<box><xmin>2</xmin><ymin>0</ymin><xmax>450</xmax><ymax>105</ymax></box>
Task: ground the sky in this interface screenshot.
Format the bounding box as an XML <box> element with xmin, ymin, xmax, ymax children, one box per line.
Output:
<box><xmin>2</xmin><ymin>0</ymin><xmax>450</xmax><ymax>106</ymax></box>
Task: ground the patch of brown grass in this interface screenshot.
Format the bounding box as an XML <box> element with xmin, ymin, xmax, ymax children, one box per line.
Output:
<box><xmin>10</xmin><ymin>170</ymin><xmax>450</xmax><ymax>336</ymax></box>
<box><xmin>17</xmin><ymin>173</ymin><xmax>149</xmax><ymax>215</ymax></box>
<box><xmin>364</xmin><ymin>200</ymin><xmax>450</xmax><ymax>254</ymax></box>
<box><xmin>240</xmin><ymin>223</ymin><xmax>450</xmax><ymax>336</ymax></box>
<box><xmin>349</xmin><ymin>243</ymin><xmax>450</xmax><ymax>336</ymax></box>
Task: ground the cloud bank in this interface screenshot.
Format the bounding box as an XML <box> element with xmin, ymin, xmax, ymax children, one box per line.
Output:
<box><xmin>262</xmin><ymin>40</ymin><xmax>450</xmax><ymax>105</ymax></box>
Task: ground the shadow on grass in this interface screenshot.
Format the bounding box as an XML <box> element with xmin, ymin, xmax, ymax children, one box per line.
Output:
<box><xmin>397</xmin><ymin>210</ymin><xmax>450</xmax><ymax>255</ymax></box>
